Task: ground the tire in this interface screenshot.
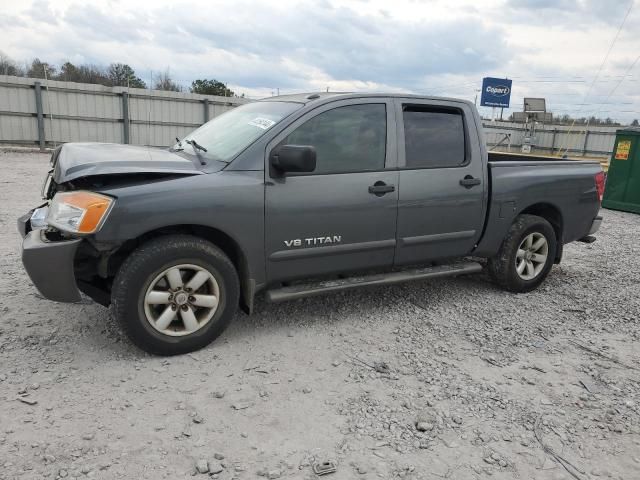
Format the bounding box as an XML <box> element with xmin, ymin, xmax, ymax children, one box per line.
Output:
<box><xmin>112</xmin><ymin>235</ymin><xmax>239</xmax><ymax>355</ymax></box>
<box><xmin>488</xmin><ymin>214</ymin><xmax>557</xmax><ymax>293</ymax></box>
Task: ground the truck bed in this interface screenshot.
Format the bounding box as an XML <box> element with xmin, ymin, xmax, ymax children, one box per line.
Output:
<box><xmin>488</xmin><ymin>151</ymin><xmax>597</xmax><ymax>164</ymax></box>
<box><xmin>473</xmin><ymin>153</ymin><xmax>602</xmax><ymax>258</ymax></box>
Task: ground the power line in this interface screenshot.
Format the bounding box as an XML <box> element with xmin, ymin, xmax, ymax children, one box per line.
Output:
<box><xmin>575</xmin><ymin>0</ymin><xmax>634</xmax><ymax>107</ymax></box>
<box><xmin>558</xmin><ymin>55</ymin><xmax>640</xmax><ymax>152</ymax></box>
<box><xmin>559</xmin><ymin>0</ymin><xmax>635</xmax><ymax>153</ymax></box>
<box><xmin>586</xmin><ymin>54</ymin><xmax>640</xmax><ymax>118</ymax></box>
<box><xmin>508</xmin><ymin>74</ymin><xmax>637</xmax><ymax>80</ymax></box>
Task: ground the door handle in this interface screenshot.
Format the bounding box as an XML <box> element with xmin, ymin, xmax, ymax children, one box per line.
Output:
<box><xmin>459</xmin><ymin>176</ymin><xmax>481</xmax><ymax>188</ymax></box>
<box><xmin>369</xmin><ymin>182</ymin><xmax>395</xmax><ymax>196</ymax></box>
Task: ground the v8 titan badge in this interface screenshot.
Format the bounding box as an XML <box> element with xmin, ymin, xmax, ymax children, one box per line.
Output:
<box><xmin>615</xmin><ymin>140</ymin><xmax>631</xmax><ymax>160</ymax></box>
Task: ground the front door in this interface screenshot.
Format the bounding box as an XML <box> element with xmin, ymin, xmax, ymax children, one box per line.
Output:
<box><xmin>394</xmin><ymin>100</ymin><xmax>487</xmax><ymax>265</ymax></box>
<box><xmin>265</xmin><ymin>99</ymin><xmax>398</xmax><ymax>283</ymax></box>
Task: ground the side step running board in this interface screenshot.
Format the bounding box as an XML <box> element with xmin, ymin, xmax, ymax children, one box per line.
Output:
<box><xmin>265</xmin><ymin>262</ymin><xmax>483</xmax><ymax>303</ymax></box>
<box><xmin>578</xmin><ymin>235</ymin><xmax>597</xmax><ymax>244</ymax></box>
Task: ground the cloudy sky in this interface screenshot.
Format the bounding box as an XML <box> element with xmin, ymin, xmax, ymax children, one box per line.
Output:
<box><xmin>1</xmin><ymin>0</ymin><xmax>639</xmax><ymax>122</ymax></box>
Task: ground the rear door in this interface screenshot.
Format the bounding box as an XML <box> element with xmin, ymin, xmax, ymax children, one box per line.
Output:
<box><xmin>265</xmin><ymin>98</ymin><xmax>399</xmax><ymax>282</ymax></box>
<box><xmin>394</xmin><ymin>99</ymin><xmax>487</xmax><ymax>265</ymax></box>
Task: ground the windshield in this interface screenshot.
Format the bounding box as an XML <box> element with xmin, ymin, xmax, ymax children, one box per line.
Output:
<box><xmin>175</xmin><ymin>101</ymin><xmax>301</xmax><ymax>164</ymax></box>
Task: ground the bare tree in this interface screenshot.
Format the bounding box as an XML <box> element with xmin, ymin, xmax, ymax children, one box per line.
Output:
<box><xmin>57</xmin><ymin>62</ymin><xmax>111</xmax><ymax>85</ymax></box>
<box><xmin>154</xmin><ymin>69</ymin><xmax>182</xmax><ymax>92</ymax></box>
<box><xmin>0</xmin><ymin>51</ymin><xmax>25</xmax><ymax>76</ymax></box>
<box><xmin>27</xmin><ymin>58</ymin><xmax>56</xmax><ymax>78</ymax></box>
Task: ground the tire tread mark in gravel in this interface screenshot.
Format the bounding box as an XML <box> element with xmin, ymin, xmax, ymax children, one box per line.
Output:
<box><xmin>534</xmin><ymin>417</ymin><xmax>586</xmax><ymax>480</ymax></box>
<box><xmin>567</xmin><ymin>339</ymin><xmax>639</xmax><ymax>370</ymax></box>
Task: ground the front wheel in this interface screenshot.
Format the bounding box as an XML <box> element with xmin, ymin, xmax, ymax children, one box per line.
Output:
<box><xmin>112</xmin><ymin>235</ymin><xmax>239</xmax><ymax>355</ymax></box>
<box><xmin>488</xmin><ymin>214</ymin><xmax>557</xmax><ymax>293</ymax></box>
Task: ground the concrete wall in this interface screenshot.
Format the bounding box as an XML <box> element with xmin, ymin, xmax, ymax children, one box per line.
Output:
<box><xmin>0</xmin><ymin>75</ymin><xmax>250</xmax><ymax>148</ymax></box>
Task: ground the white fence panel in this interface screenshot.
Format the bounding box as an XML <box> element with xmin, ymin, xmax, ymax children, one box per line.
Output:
<box><xmin>0</xmin><ymin>75</ymin><xmax>620</xmax><ymax>159</ymax></box>
<box><xmin>483</xmin><ymin>120</ymin><xmax>616</xmax><ymax>158</ymax></box>
<box><xmin>0</xmin><ymin>75</ymin><xmax>249</xmax><ymax>148</ymax></box>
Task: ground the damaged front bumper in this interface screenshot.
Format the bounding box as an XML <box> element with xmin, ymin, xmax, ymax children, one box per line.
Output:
<box><xmin>18</xmin><ymin>212</ymin><xmax>83</xmax><ymax>303</ymax></box>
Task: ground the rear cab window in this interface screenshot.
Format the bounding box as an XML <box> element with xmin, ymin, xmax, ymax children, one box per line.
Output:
<box><xmin>402</xmin><ymin>105</ymin><xmax>467</xmax><ymax>169</ymax></box>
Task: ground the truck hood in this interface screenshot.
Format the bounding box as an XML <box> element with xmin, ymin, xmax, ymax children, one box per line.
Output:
<box><xmin>52</xmin><ymin>143</ymin><xmax>207</xmax><ymax>183</ymax></box>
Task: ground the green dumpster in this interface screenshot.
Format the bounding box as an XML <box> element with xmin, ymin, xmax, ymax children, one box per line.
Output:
<box><xmin>602</xmin><ymin>127</ymin><xmax>640</xmax><ymax>214</ymax></box>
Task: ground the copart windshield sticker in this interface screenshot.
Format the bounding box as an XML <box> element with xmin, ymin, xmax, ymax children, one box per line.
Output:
<box><xmin>248</xmin><ymin>117</ymin><xmax>276</xmax><ymax>130</ymax></box>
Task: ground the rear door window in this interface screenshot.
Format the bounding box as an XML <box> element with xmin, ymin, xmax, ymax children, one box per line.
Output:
<box><xmin>402</xmin><ymin>106</ymin><xmax>466</xmax><ymax>169</ymax></box>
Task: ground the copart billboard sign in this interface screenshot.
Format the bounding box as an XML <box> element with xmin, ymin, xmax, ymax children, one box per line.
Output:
<box><xmin>480</xmin><ymin>77</ymin><xmax>512</xmax><ymax>108</ymax></box>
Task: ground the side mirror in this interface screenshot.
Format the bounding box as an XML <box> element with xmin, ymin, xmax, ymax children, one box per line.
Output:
<box><xmin>270</xmin><ymin>145</ymin><xmax>316</xmax><ymax>175</ymax></box>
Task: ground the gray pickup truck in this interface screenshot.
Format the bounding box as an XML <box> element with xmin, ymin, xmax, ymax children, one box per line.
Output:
<box><xmin>18</xmin><ymin>93</ymin><xmax>604</xmax><ymax>355</ymax></box>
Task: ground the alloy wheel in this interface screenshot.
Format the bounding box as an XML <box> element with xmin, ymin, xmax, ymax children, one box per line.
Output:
<box><xmin>515</xmin><ymin>232</ymin><xmax>549</xmax><ymax>281</ymax></box>
<box><xmin>143</xmin><ymin>264</ymin><xmax>220</xmax><ymax>336</ymax></box>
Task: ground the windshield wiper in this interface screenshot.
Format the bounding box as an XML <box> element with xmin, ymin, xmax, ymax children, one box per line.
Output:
<box><xmin>184</xmin><ymin>139</ymin><xmax>207</xmax><ymax>165</ymax></box>
<box><xmin>185</xmin><ymin>139</ymin><xmax>207</xmax><ymax>152</ymax></box>
<box><xmin>170</xmin><ymin>136</ymin><xmax>184</xmax><ymax>152</ymax></box>
<box><xmin>173</xmin><ymin>137</ymin><xmax>228</xmax><ymax>165</ymax></box>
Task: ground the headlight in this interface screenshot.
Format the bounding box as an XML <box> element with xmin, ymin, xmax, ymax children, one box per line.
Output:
<box><xmin>30</xmin><ymin>206</ymin><xmax>49</xmax><ymax>229</ymax></box>
<box><xmin>46</xmin><ymin>191</ymin><xmax>114</xmax><ymax>234</ymax></box>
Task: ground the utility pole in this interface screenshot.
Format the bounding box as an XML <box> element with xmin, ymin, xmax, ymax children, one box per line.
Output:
<box><xmin>148</xmin><ymin>70</ymin><xmax>153</xmax><ymax>146</ymax></box>
<box><xmin>43</xmin><ymin>65</ymin><xmax>55</xmax><ymax>148</ymax></box>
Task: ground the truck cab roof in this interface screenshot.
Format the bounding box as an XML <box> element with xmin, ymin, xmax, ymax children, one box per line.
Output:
<box><xmin>260</xmin><ymin>92</ymin><xmax>474</xmax><ymax>107</ymax></box>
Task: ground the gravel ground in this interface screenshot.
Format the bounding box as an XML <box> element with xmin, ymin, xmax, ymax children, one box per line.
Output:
<box><xmin>1</xmin><ymin>151</ymin><xmax>639</xmax><ymax>480</ymax></box>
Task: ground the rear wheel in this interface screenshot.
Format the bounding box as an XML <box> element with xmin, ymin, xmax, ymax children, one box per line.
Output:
<box><xmin>488</xmin><ymin>214</ymin><xmax>557</xmax><ymax>293</ymax></box>
<box><xmin>112</xmin><ymin>235</ymin><xmax>239</xmax><ymax>355</ymax></box>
